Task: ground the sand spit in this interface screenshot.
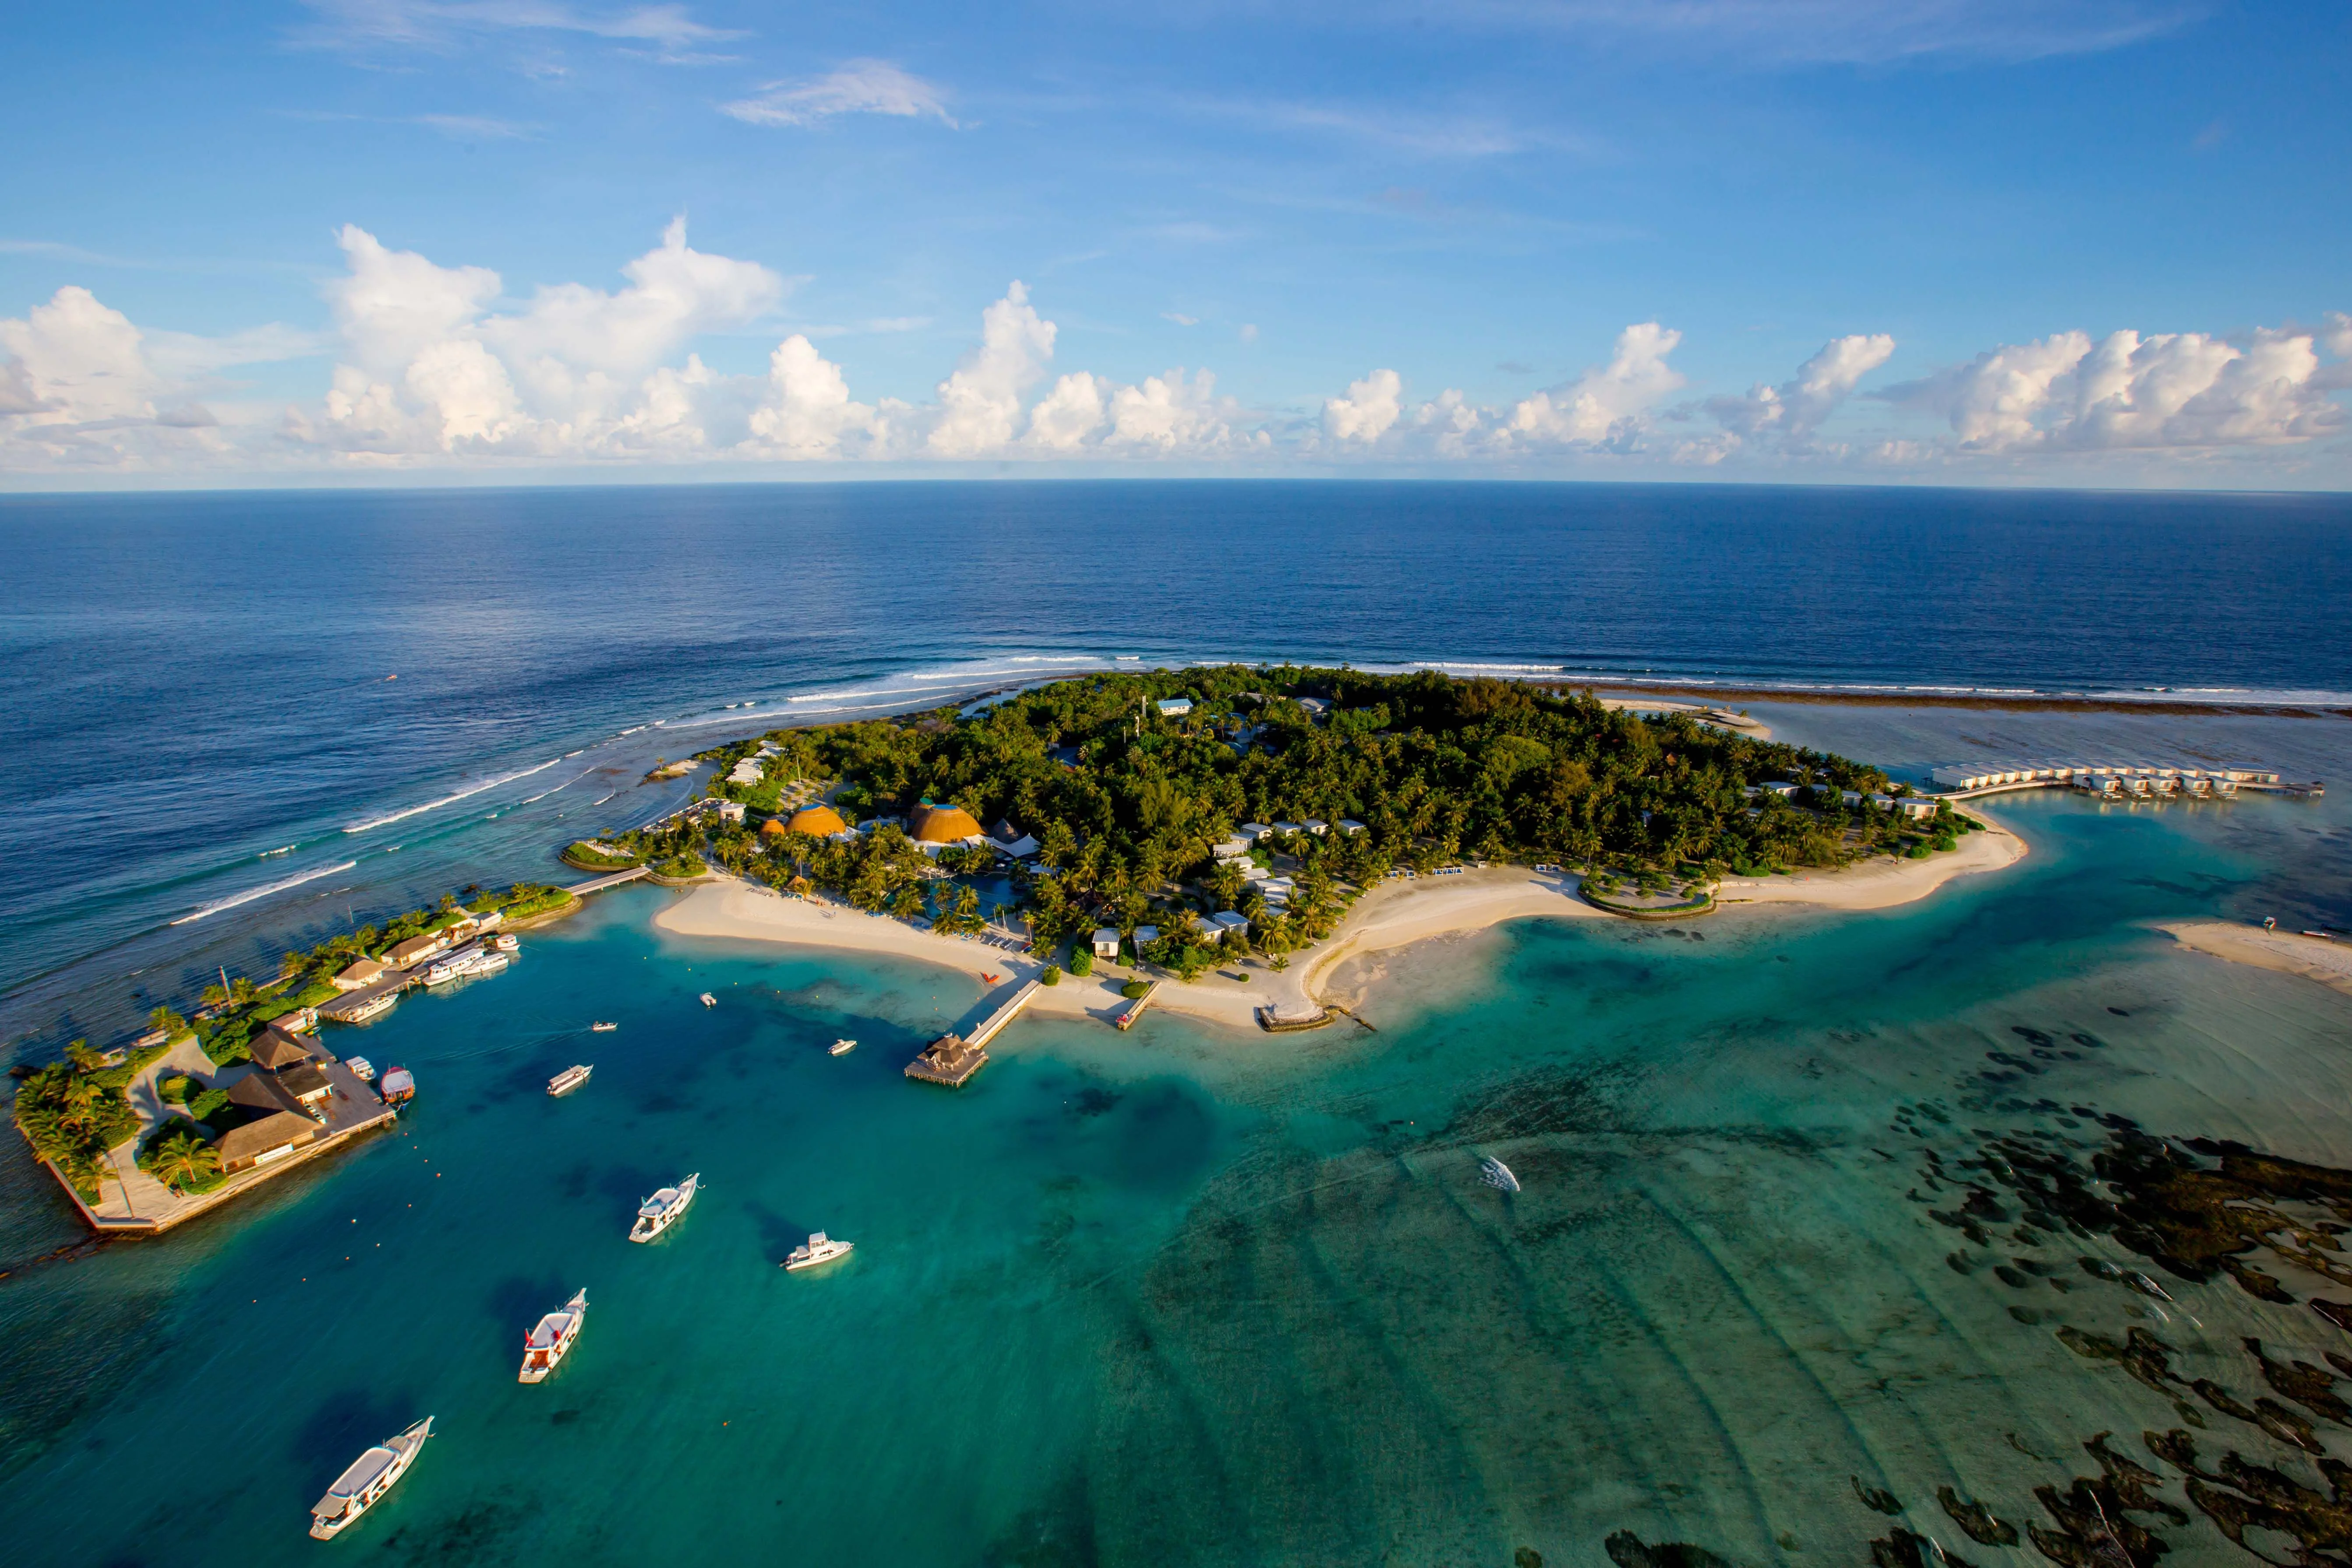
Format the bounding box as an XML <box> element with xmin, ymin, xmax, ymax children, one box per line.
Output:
<box><xmin>2160</xmin><ymin>920</ymin><xmax>2352</xmax><ymax>998</ymax></box>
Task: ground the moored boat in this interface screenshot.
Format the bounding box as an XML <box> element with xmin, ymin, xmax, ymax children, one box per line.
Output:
<box><xmin>829</xmin><ymin>1038</ymin><xmax>856</xmax><ymax>1056</ymax></box>
<box><xmin>629</xmin><ymin>1174</ymin><xmax>699</xmax><ymax>1242</ymax></box>
<box><xmin>783</xmin><ymin>1231</ymin><xmax>854</xmax><ymax>1271</ymax></box>
<box><xmin>547</xmin><ymin>1064</ymin><xmax>593</xmax><ymax>1096</ymax></box>
<box><xmin>346</xmin><ymin>1057</ymin><xmax>377</xmax><ymax>1083</ymax></box>
<box><xmin>422</xmin><ymin>956</ymin><xmax>465</xmax><ymax>987</ymax></box>
<box><xmin>518</xmin><ymin>1290</ymin><xmax>587</xmax><ymax>1383</ymax></box>
<box><xmin>493</xmin><ymin>932</ymin><xmax>519</xmax><ymax>952</ymax></box>
<box><xmin>378</xmin><ymin>1066</ymin><xmax>415</xmax><ymax>1105</ymax></box>
<box><xmin>1479</xmin><ymin>1156</ymin><xmax>1520</xmax><ymax>1193</ymax></box>
<box><xmin>345</xmin><ymin>992</ymin><xmax>398</xmax><ymax>1024</ymax></box>
<box><xmin>309</xmin><ymin>1416</ymin><xmax>432</xmax><ymax>1539</ymax></box>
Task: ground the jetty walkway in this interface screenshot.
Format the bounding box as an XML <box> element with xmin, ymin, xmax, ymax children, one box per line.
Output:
<box><xmin>566</xmin><ymin>865</ymin><xmax>651</xmax><ymax>896</ymax></box>
<box><xmin>906</xmin><ymin>978</ymin><xmax>1042</xmax><ymax>1087</ymax></box>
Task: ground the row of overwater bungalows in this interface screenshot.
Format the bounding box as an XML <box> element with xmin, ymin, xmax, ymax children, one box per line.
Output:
<box><xmin>1926</xmin><ymin>761</ymin><xmax>2283</xmax><ymax>798</ymax></box>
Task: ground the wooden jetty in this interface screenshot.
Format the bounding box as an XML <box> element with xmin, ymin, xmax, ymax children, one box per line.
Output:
<box><xmin>1114</xmin><ymin>981</ymin><xmax>1158</xmax><ymax>1031</ymax></box>
<box><xmin>905</xmin><ymin>979</ymin><xmax>1042</xmax><ymax>1087</ymax></box>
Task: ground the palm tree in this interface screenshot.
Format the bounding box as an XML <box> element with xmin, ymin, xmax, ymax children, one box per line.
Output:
<box><xmin>146</xmin><ymin>1131</ymin><xmax>221</xmax><ymax>1194</ymax></box>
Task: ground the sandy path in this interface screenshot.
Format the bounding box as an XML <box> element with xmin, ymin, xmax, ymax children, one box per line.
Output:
<box><xmin>2160</xmin><ymin>921</ymin><xmax>2352</xmax><ymax>998</ymax></box>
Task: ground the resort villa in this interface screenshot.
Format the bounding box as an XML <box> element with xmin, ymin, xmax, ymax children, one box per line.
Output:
<box><xmin>1092</xmin><ymin>928</ymin><xmax>1122</xmax><ymax>960</ymax></box>
<box><xmin>908</xmin><ymin>804</ymin><xmax>986</xmax><ymax>853</ymax></box>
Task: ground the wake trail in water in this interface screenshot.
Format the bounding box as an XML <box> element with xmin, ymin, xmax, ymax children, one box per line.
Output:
<box><xmin>170</xmin><ymin>861</ymin><xmax>359</xmax><ymax>925</ymax></box>
<box><xmin>344</xmin><ymin>758</ymin><xmax>561</xmax><ymax>834</ymax></box>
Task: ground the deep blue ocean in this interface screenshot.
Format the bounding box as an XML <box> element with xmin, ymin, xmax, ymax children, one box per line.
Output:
<box><xmin>4</xmin><ymin>482</ymin><xmax>2352</xmax><ymax>1567</ymax></box>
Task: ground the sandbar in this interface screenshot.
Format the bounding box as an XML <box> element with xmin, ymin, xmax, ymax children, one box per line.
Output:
<box><xmin>2160</xmin><ymin>920</ymin><xmax>2352</xmax><ymax>998</ymax></box>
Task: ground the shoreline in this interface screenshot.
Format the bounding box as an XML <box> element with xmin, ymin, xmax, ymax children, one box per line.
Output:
<box><xmin>2160</xmin><ymin>920</ymin><xmax>2352</xmax><ymax>998</ymax></box>
<box><xmin>1580</xmin><ymin>682</ymin><xmax>2352</xmax><ymax>719</ymax></box>
<box><xmin>653</xmin><ymin>814</ymin><xmax>2030</xmax><ymax>1039</ymax></box>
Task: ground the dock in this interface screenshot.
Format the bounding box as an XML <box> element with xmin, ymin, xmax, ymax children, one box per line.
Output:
<box><xmin>1927</xmin><ymin>759</ymin><xmax>2321</xmax><ymax>802</ymax></box>
<box><xmin>1256</xmin><ymin>1004</ymin><xmax>1336</xmax><ymax>1033</ymax></box>
<box><xmin>904</xmin><ymin>979</ymin><xmax>1042</xmax><ymax>1087</ymax></box>
<box><xmin>1114</xmin><ymin>981</ymin><xmax>1157</xmax><ymax>1031</ymax></box>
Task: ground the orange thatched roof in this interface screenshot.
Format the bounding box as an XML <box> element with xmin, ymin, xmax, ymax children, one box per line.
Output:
<box><xmin>784</xmin><ymin>804</ymin><xmax>848</xmax><ymax>837</ymax></box>
<box><xmin>910</xmin><ymin>804</ymin><xmax>983</xmax><ymax>843</ymax></box>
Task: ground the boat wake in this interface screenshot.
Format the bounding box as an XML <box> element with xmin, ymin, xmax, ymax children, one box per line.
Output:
<box><xmin>171</xmin><ymin>861</ymin><xmax>359</xmax><ymax>925</ymax></box>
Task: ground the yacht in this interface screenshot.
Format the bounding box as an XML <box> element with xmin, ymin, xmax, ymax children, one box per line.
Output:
<box><xmin>829</xmin><ymin>1038</ymin><xmax>856</xmax><ymax>1056</ymax></box>
<box><xmin>453</xmin><ymin>949</ymin><xmax>507</xmax><ymax>979</ymax></box>
<box><xmin>699</xmin><ymin>992</ymin><xmax>717</xmax><ymax>1007</ymax></box>
<box><xmin>518</xmin><ymin>1290</ymin><xmax>587</xmax><ymax>1383</ymax></box>
<box><xmin>345</xmin><ymin>1057</ymin><xmax>377</xmax><ymax>1083</ymax></box>
<box><xmin>784</xmin><ymin>1231</ymin><xmax>854</xmax><ymax>1271</ymax></box>
<box><xmin>547</xmin><ymin>1064</ymin><xmax>593</xmax><ymax>1097</ymax></box>
<box><xmin>629</xmin><ymin>1174</ymin><xmax>699</xmax><ymax>1242</ymax></box>
<box><xmin>493</xmin><ymin>932</ymin><xmax>519</xmax><ymax>953</ymax></box>
<box><xmin>309</xmin><ymin>1416</ymin><xmax>432</xmax><ymax>1539</ymax></box>
<box><xmin>590</xmin><ymin>1021</ymin><xmax>618</xmax><ymax>1033</ymax></box>
<box><xmin>422</xmin><ymin>952</ymin><xmax>469</xmax><ymax>987</ymax></box>
<box><xmin>346</xmin><ymin>992</ymin><xmax>398</xmax><ymax>1024</ymax></box>
<box><xmin>1479</xmin><ymin>1156</ymin><xmax>1520</xmax><ymax>1193</ymax></box>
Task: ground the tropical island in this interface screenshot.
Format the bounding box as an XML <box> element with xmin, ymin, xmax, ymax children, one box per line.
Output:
<box><xmin>641</xmin><ymin>665</ymin><xmax>2011</xmax><ymax>1034</ymax></box>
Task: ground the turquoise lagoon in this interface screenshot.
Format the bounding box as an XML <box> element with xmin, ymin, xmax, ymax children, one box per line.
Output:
<box><xmin>5</xmin><ymin>713</ymin><xmax>2352</xmax><ymax>1567</ymax></box>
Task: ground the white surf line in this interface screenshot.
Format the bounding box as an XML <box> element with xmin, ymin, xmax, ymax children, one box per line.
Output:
<box><xmin>170</xmin><ymin>861</ymin><xmax>359</xmax><ymax>925</ymax></box>
<box><xmin>519</xmin><ymin>766</ymin><xmax>597</xmax><ymax>805</ymax></box>
<box><xmin>343</xmin><ymin>757</ymin><xmax>561</xmax><ymax>834</ymax></box>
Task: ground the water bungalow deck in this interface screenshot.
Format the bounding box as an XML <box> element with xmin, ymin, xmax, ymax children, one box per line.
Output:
<box><xmin>904</xmin><ymin>979</ymin><xmax>1042</xmax><ymax>1086</ymax></box>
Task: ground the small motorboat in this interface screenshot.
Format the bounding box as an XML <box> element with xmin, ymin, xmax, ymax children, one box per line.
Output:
<box><xmin>493</xmin><ymin>932</ymin><xmax>519</xmax><ymax>952</ymax></box>
<box><xmin>829</xmin><ymin>1038</ymin><xmax>856</xmax><ymax>1056</ymax></box>
<box><xmin>784</xmin><ymin>1231</ymin><xmax>854</xmax><ymax>1271</ymax></box>
<box><xmin>346</xmin><ymin>1057</ymin><xmax>377</xmax><ymax>1083</ymax></box>
<box><xmin>699</xmin><ymin>992</ymin><xmax>717</xmax><ymax>1007</ymax></box>
<box><xmin>1479</xmin><ymin>1156</ymin><xmax>1520</xmax><ymax>1193</ymax></box>
<box><xmin>590</xmin><ymin>1021</ymin><xmax>618</xmax><ymax>1033</ymax></box>
<box><xmin>547</xmin><ymin>1064</ymin><xmax>593</xmax><ymax>1097</ymax></box>
<box><xmin>345</xmin><ymin>992</ymin><xmax>397</xmax><ymax>1024</ymax></box>
<box><xmin>629</xmin><ymin>1174</ymin><xmax>699</xmax><ymax>1242</ymax></box>
<box><xmin>378</xmin><ymin>1066</ymin><xmax>415</xmax><ymax>1105</ymax></box>
<box><xmin>518</xmin><ymin>1290</ymin><xmax>587</xmax><ymax>1383</ymax></box>
<box><xmin>309</xmin><ymin>1416</ymin><xmax>432</xmax><ymax>1539</ymax></box>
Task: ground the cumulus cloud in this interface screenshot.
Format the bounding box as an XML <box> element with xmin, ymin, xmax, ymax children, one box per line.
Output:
<box><xmin>1024</xmin><ymin>372</ymin><xmax>1106</xmax><ymax>451</ymax></box>
<box><xmin>1883</xmin><ymin>325</ymin><xmax>2344</xmax><ymax>452</ymax></box>
<box><xmin>722</xmin><ymin>60</ymin><xmax>955</xmax><ymax>128</ymax></box>
<box><xmin>1507</xmin><ymin>322</ymin><xmax>1684</xmax><ymax>449</ymax></box>
<box><xmin>745</xmin><ymin>335</ymin><xmax>875</xmax><ymax>458</ymax></box>
<box><xmin>303</xmin><ymin>218</ymin><xmax>784</xmax><ymax>456</ymax></box>
<box><xmin>928</xmin><ymin>282</ymin><xmax>1056</xmax><ymax>456</ymax></box>
<box><xmin>1700</xmin><ymin>331</ymin><xmax>1895</xmax><ymax>453</ymax></box>
<box><xmin>1106</xmin><ymin>368</ymin><xmax>1254</xmax><ymax>453</ymax></box>
<box><xmin>1323</xmin><ymin>368</ymin><xmax>1404</xmax><ymax>444</ymax></box>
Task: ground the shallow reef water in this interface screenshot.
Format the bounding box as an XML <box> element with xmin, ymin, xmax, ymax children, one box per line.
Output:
<box><xmin>3</xmin><ymin>707</ymin><xmax>2352</xmax><ymax>1566</ymax></box>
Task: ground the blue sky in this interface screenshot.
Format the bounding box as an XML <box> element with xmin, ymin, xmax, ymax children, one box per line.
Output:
<box><xmin>3</xmin><ymin>0</ymin><xmax>2347</xmax><ymax>486</ymax></box>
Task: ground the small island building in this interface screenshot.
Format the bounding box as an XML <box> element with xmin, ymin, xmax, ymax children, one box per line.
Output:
<box><xmin>383</xmin><ymin>931</ymin><xmax>451</xmax><ymax>969</ymax></box>
<box><xmin>331</xmin><ymin>957</ymin><xmax>388</xmax><ymax>992</ymax></box>
<box><xmin>216</xmin><ymin>1112</ymin><xmax>320</xmax><ymax>1173</ymax></box>
<box><xmin>1156</xmin><ymin>698</ymin><xmax>1194</xmax><ymax>717</ymax></box>
<box><xmin>909</xmin><ymin>803</ymin><xmax>985</xmax><ymax>852</ymax></box>
<box><xmin>1091</xmin><ymin>928</ymin><xmax>1122</xmax><ymax>960</ymax></box>
<box><xmin>776</xmin><ymin>803</ymin><xmax>852</xmax><ymax>840</ymax></box>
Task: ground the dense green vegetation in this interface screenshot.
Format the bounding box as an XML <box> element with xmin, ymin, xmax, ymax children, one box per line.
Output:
<box><xmin>677</xmin><ymin>666</ymin><xmax>1949</xmax><ymax>966</ymax></box>
<box><xmin>10</xmin><ymin>1037</ymin><xmax>168</xmax><ymax>1200</ymax></box>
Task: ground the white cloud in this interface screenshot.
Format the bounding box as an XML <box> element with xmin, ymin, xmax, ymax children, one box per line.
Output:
<box><xmin>300</xmin><ymin>0</ymin><xmax>737</xmax><ymax>53</ymax></box>
<box><xmin>0</xmin><ymin>287</ymin><xmax>159</xmax><ymax>424</ymax></box>
<box><xmin>1883</xmin><ymin>325</ymin><xmax>2345</xmax><ymax>452</ymax></box>
<box><xmin>1105</xmin><ymin>368</ymin><xmax>1252</xmax><ymax>453</ymax></box>
<box><xmin>1507</xmin><ymin>322</ymin><xmax>1684</xmax><ymax>449</ymax></box>
<box><xmin>927</xmin><ymin>282</ymin><xmax>1056</xmax><ymax>456</ymax></box>
<box><xmin>1162</xmin><ymin>312</ymin><xmax>1201</xmax><ymax>327</ymax></box>
<box><xmin>1323</xmin><ymin>368</ymin><xmax>1404</xmax><ymax>444</ymax></box>
<box><xmin>1024</xmin><ymin>372</ymin><xmax>1106</xmax><ymax>451</ymax></box>
<box><xmin>722</xmin><ymin>60</ymin><xmax>955</xmax><ymax>129</ymax></box>
<box><xmin>1424</xmin><ymin>0</ymin><xmax>2190</xmax><ymax>66</ymax></box>
<box><xmin>745</xmin><ymin>335</ymin><xmax>875</xmax><ymax>458</ymax></box>
<box><xmin>1702</xmin><ymin>331</ymin><xmax>1895</xmax><ymax>450</ymax></box>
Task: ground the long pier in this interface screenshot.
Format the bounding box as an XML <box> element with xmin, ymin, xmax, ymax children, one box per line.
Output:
<box><xmin>1928</xmin><ymin>759</ymin><xmax>2321</xmax><ymax>802</ymax></box>
<box><xmin>905</xmin><ymin>979</ymin><xmax>1042</xmax><ymax>1087</ymax></box>
<box><xmin>566</xmin><ymin>865</ymin><xmax>652</xmax><ymax>896</ymax></box>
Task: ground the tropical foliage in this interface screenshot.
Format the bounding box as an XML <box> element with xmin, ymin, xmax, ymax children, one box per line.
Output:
<box><xmin>10</xmin><ymin>1042</ymin><xmax>148</xmax><ymax>1200</ymax></box>
<box><xmin>139</xmin><ymin>1120</ymin><xmax>226</xmax><ymax>1195</ymax></box>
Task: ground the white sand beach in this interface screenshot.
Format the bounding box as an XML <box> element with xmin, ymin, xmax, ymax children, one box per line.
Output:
<box><xmin>654</xmin><ymin>816</ymin><xmax>2029</xmax><ymax>1036</ymax></box>
<box><xmin>2160</xmin><ymin>920</ymin><xmax>2352</xmax><ymax>998</ymax></box>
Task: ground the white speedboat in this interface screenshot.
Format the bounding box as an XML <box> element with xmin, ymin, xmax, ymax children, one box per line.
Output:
<box><xmin>829</xmin><ymin>1038</ymin><xmax>856</xmax><ymax>1056</ymax></box>
<box><xmin>1479</xmin><ymin>1156</ymin><xmax>1520</xmax><ymax>1193</ymax></box>
<box><xmin>309</xmin><ymin>1416</ymin><xmax>432</xmax><ymax>1539</ymax></box>
<box><xmin>590</xmin><ymin>1021</ymin><xmax>618</xmax><ymax>1033</ymax></box>
<box><xmin>455</xmin><ymin>949</ymin><xmax>507</xmax><ymax>978</ymax></box>
<box><xmin>518</xmin><ymin>1290</ymin><xmax>587</xmax><ymax>1383</ymax></box>
<box><xmin>629</xmin><ymin>1174</ymin><xmax>699</xmax><ymax>1242</ymax></box>
<box><xmin>547</xmin><ymin>1064</ymin><xmax>593</xmax><ymax>1096</ymax></box>
<box><xmin>699</xmin><ymin>992</ymin><xmax>717</xmax><ymax>1007</ymax></box>
<box><xmin>346</xmin><ymin>1057</ymin><xmax>376</xmax><ymax>1083</ymax></box>
<box><xmin>422</xmin><ymin>956</ymin><xmax>465</xmax><ymax>987</ymax></box>
<box><xmin>493</xmin><ymin>933</ymin><xmax>519</xmax><ymax>952</ymax></box>
<box><xmin>784</xmin><ymin>1231</ymin><xmax>854</xmax><ymax>1271</ymax></box>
